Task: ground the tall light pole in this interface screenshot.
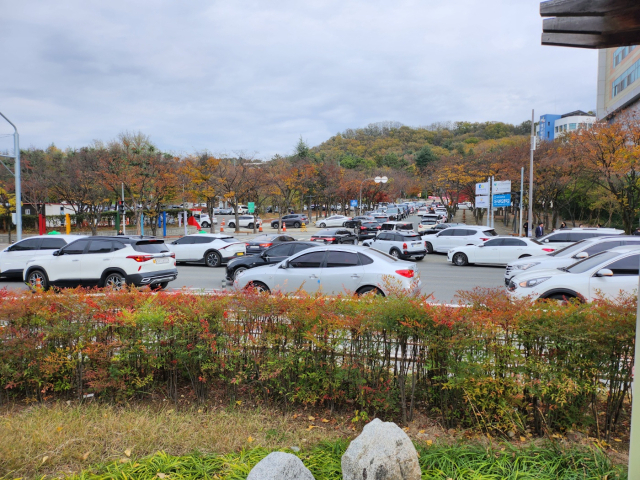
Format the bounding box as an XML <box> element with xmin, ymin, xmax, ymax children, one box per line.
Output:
<box><xmin>0</xmin><ymin>111</ymin><xmax>21</xmax><ymax>241</ymax></box>
<box><xmin>528</xmin><ymin>109</ymin><xmax>535</xmax><ymax>237</ymax></box>
<box><xmin>359</xmin><ymin>176</ymin><xmax>388</xmax><ymax>215</ymax></box>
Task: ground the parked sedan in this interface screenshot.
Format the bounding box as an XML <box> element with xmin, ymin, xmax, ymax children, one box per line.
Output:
<box><xmin>507</xmin><ymin>246</ymin><xmax>640</xmax><ymax>302</ymax></box>
<box><xmin>310</xmin><ymin>228</ymin><xmax>358</xmax><ymax>244</ymax></box>
<box><xmin>314</xmin><ymin>215</ymin><xmax>352</xmax><ymax>228</ymax></box>
<box><xmin>244</xmin><ymin>234</ymin><xmax>297</xmax><ymax>255</ymax></box>
<box><xmin>356</xmin><ymin>221</ymin><xmax>382</xmax><ymax>240</ymax></box>
<box><xmin>0</xmin><ymin>234</ymin><xmax>86</xmax><ymax>278</ymax></box>
<box><xmin>167</xmin><ymin>233</ymin><xmax>246</xmax><ymax>267</ymax></box>
<box><xmin>447</xmin><ymin>237</ymin><xmax>555</xmax><ymax>266</ymax></box>
<box><xmin>226</xmin><ymin>241</ymin><xmax>316</xmax><ymax>280</ymax></box>
<box><xmin>424</xmin><ymin>226</ymin><xmax>497</xmax><ymax>254</ymax></box>
<box><xmin>271</xmin><ymin>214</ymin><xmax>309</xmax><ymax>229</ymax></box>
<box><xmin>234</xmin><ymin>245</ymin><xmax>420</xmax><ymax>296</ymax></box>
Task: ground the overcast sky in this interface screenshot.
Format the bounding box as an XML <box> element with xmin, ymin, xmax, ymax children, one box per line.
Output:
<box><xmin>0</xmin><ymin>0</ymin><xmax>597</xmax><ymax>158</ymax></box>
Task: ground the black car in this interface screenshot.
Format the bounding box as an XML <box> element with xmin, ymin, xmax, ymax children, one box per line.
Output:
<box><xmin>226</xmin><ymin>241</ymin><xmax>316</xmax><ymax>280</ymax></box>
<box><xmin>244</xmin><ymin>234</ymin><xmax>297</xmax><ymax>255</ymax></box>
<box><xmin>310</xmin><ymin>228</ymin><xmax>358</xmax><ymax>244</ymax></box>
<box><xmin>421</xmin><ymin>222</ymin><xmax>465</xmax><ymax>235</ymax></box>
<box><xmin>357</xmin><ymin>221</ymin><xmax>382</xmax><ymax>240</ymax></box>
<box><xmin>271</xmin><ymin>214</ymin><xmax>309</xmax><ymax>229</ymax></box>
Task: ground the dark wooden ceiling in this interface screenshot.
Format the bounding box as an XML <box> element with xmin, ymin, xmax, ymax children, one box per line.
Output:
<box><xmin>541</xmin><ymin>0</ymin><xmax>640</xmax><ymax>48</ymax></box>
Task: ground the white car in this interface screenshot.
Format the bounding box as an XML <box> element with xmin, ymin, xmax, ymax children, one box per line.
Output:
<box><xmin>227</xmin><ymin>215</ymin><xmax>262</xmax><ymax>229</ymax></box>
<box><xmin>234</xmin><ymin>244</ymin><xmax>420</xmax><ymax>296</ymax></box>
<box><xmin>167</xmin><ymin>233</ymin><xmax>246</xmax><ymax>267</ymax></box>
<box><xmin>0</xmin><ymin>234</ymin><xmax>86</xmax><ymax>278</ymax></box>
<box><xmin>536</xmin><ymin>227</ymin><xmax>623</xmax><ymax>249</ymax></box>
<box><xmin>366</xmin><ymin>231</ymin><xmax>426</xmax><ymax>260</ymax></box>
<box><xmin>504</xmin><ymin>235</ymin><xmax>640</xmax><ymax>286</ymax></box>
<box><xmin>418</xmin><ymin>215</ymin><xmax>440</xmax><ymax>233</ymax></box>
<box><xmin>314</xmin><ymin>215</ymin><xmax>352</xmax><ymax>228</ymax></box>
<box><xmin>192</xmin><ymin>213</ymin><xmax>217</xmax><ymax>228</ymax></box>
<box><xmin>24</xmin><ymin>236</ymin><xmax>177</xmax><ymax>290</ymax></box>
<box><xmin>507</xmin><ymin>246</ymin><xmax>640</xmax><ymax>302</ymax></box>
<box><xmin>447</xmin><ymin>237</ymin><xmax>556</xmax><ymax>266</ymax></box>
<box><xmin>424</xmin><ymin>226</ymin><xmax>497</xmax><ymax>254</ymax></box>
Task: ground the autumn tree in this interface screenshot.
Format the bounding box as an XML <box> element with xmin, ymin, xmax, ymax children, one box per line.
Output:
<box><xmin>181</xmin><ymin>152</ymin><xmax>222</xmax><ymax>232</ymax></box>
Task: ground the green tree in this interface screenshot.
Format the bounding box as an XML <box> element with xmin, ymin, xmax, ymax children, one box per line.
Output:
<box><xmin>415</xmin><ymin>145</ymin><xmax>439</xmax><ymax>171</ymax></box>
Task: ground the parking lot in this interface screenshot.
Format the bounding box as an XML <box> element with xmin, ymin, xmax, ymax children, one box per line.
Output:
<box><xmin>0</xmin><ymin>214</ymin><xmax>507</xmax><ymax>304</ymax></box>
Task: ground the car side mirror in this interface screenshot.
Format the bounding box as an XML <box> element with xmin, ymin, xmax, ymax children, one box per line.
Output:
<box><xmin>574</xmin><ymin>252</ymin><xmax>588</xmax><ymax>259</ymax></box>
<box><xmin>544</xmin><ymin>239</ymin><xmax>549</xmax><ymax>243</ymax></box>
<box><xmin>595</xmin><ymin>268</ymin><xmax>613</xmax><ymax>277</ymax></box>
<box><xmin>53</xmin><ymin>250</ymin><xmax>62</xmax><ymax>256</ymax></box>
<box><xmin>280</xmin><ymin>261</ymin><xmax>288</xmax><ymax>269</ymax></box>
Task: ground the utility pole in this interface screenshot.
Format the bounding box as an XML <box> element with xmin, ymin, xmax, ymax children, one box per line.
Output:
<box><xmin>0</xmin><ymin>112</ymin><xmax>21</xmax><ymax>241</ymax></box>
<box><xmin>519</xmin><ymin>167</ymin><xmax>524</xmax><ymax>236</ymax></box>
<box><xmin>630</xmin><ymin>269</ymin><xmax>640</xmax><ymax>477</ymax></box>
<box><xmin>528</xmin><ymin>109</ymin><xmax>535</xmax><ymax>237</ymax></box>
<box><xmin>121</xmin><ymin>183</ymin><xmax>126</xmax><ymax>235</ymax></box>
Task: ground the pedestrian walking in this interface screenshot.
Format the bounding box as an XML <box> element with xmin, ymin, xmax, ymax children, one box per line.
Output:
<box><xmin>523</xmin><ymin>221</ymin><xmax>529</xmax><ymax>238</ymax></box>
<box><xmin>535</xmin><ymin>222</ymin><xmax>544</xmax><ymax>238</ymax></box>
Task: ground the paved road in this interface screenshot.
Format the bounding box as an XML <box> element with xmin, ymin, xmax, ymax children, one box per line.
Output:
<box><xmin>0</xmin><ymin>214</ymin><xmax>507</xmax><ymax>304</ymax></box>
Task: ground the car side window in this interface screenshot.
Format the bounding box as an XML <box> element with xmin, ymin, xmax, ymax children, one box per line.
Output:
<box><xmin>378</xmin><ymin>233</ymin><xmax>391</xmax><ymax>241</ymax></box>
<box><xmin>604</xmin><ymin>254</ymin><xmax>640</xmax><ymax>276</ymax></box>
<box><xmin>9</xmin><ymin>238</ymin><xmax>42</xmax><ymax>251</ymax></box>
<box><xmin>192</xmin><ymin>236</ymin><xmax>214</xmax><ymax>244</ymax></box>
<box><xmin>547</xmin><ymin>233</ymin><xmax>569</xmax><ymax>243</ymax></box>
<box><xmin>325</xmin><ymin>251</ymin><xmax>359</xmax><ymax>268</ymax></box>
<box><xmin>358</xmin><ymin>253</ymin><xmax>374</xmax><ymax>265</ymax></box>
<box><xmin>266</xmin><ymin>244</ymin><xmax>291</xmax><ymax>257</ymax></box>
<box><xmin>289</xmin><ymin>251</ymin><xmax>325</xmax><ymax>268</ymax></box>
<box><xmin>87</xmin><ymin>240</ymin><xmax>113</xmax><ymax>254</ymax></box>
<box><xmin>292</xmin><ymin>243</ymin><xmax>312</xmax><ymax>254</ymax></box>
<box><xmin>174</xmin><ymin>237</ymin><xmax>195</xmax><ymax>245</ymax></box>
<box><xmin>502</xmin><ymin>238</ymin><xmax>526</xmax><ymax>246</ymax></box>
<box><xmin>394</xmin><ymin>234</ymin><xmax>405</xmax><ymax>242</ymax></box>
<box><xmin>112</xmin><ymin>241</ymin><xmax>126</xmax><ymax>251</ymax></box>
<box><xmin>584</xmin><ymin>241</ymin><xmax>623</xmax><ymax>256</ymax></box>
<box><xmin>62</xmin><ymin>239</ymin><xmax>90</xmax><ymax>255</ymax></box>
<box><xmin>484</xmin><ymin>239</ymin><xmax>504</xmax><ymax>246</ymax></box>
<box><xmin>437</xmin><ymin>229</ymin><xmax>455</xmax><ymax>237</ymax></box>
<box><xmin>40</xmin><ymin>238</ymin><xmax>67</xmax><ymax>250</ymax></box>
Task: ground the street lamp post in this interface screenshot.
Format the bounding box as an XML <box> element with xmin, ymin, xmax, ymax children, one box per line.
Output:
<box><xmin>0</xmin><ymin>111</ymin><xmax>21</xmax><ymax>241</ymax></box>
<box><xmin>359</xmin><ymin>176</ymin><xmax>388</xmax><ymax>215</ymax></box>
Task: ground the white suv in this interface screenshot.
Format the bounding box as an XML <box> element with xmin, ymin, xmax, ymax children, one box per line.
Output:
<box><xmin>507</xmin><ymin>246</ymin><xmax>640</xmax><ymax>302</ymax></box>
<box><xmin>192</xmin><ymin>213</ymin><xmax>217</xmax><ymax>228</ymax></box>
<box><xmin>228</xmin><ymin>215</ymin><xmax>262</xmax><ymax>229</ymax></box>
<box><xmin>367</xmin><ymin>231</ymin><xmax>426</xmax><ymax>260</ymax></box>
<box><xmin>168</xmin><ymin>233</ymin><xmax>246</xmax><ymax>267</ymax></box>
<box><xmin>424</xmin><ymin>226</ymin><xmax>497</xmax><ymax>254</ymax></box>
<box><xmin>24</xmin><ymin>236</ymin><xmax>177</xmax><ymax>290</ymax></box>
<box><xmin>0</xmin><ymin>234</ymin><xmax>86</xmax><ymax>278</ymax></box>
<box><xmin>536</xmin><ymin>227</ymin><xmax>623</xmax><ymax>249</ymax></box>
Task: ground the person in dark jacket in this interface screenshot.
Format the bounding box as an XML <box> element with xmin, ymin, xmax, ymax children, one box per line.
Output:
<box><xmin>535</xmin><ymin>222</ymin><xmax>544</xmax><ymax>238</ymax></box>
<box><xmin>633</xmin><ymin>227</ymin><xmax>640</xmax><ymax>236</ymax></box>
<box><xmin>559</xmin><ymin>222</ymin><xmax>567</xmax><ymax>229</ymax></box>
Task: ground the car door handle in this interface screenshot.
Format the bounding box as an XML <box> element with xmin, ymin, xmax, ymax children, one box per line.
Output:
<box><xmin>351</xmin><ymin>274</ymin><xmax>360</xmax><ymax>278</ymax></box>
<box><xmin>103</xmin><ymin>258</ymin><xmax>111</xmax><ymax>261</ymax></box>
<box><xmin>72</xmin><ymin>259</ymin><xmax>79</xmax><ymax>262</ymax></box>
<box><xmin>309</xmin><ymin>274</ymin><xmax>318</xmax><ymax>279</ymax></box>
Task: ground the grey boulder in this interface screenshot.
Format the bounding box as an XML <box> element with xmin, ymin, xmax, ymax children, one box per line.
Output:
<box><xmin>341</xmin><ymin>418</ymin><xmax>421</xmax><ymax>480</ymax></box>
<box><xmin>247</xmin><ymin>452</ymin><xmax>315</xmax><ymax>480</ymax></box>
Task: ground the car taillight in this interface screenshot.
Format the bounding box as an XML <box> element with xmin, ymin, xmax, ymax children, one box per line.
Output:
<box><xmin>542</xmin><ymin>248</ymin><xmax>555</xmax><ymax>252</ymax></box>
<box><xmin>376</xmin><ymin>226</ymin><xmax>381</xmax><ymax>229</ymax></box>
<box><xmin>402</xmin><ymin>242</ymin><xmax>407</xmax><ymax>250</ymax></box>
<box><xmin>127</xmin><ymin>254</ymin><xmax>153</xmax><ymax>262</ymax></box>
<box><xmin>324</xmin><ymin>237</ymin><xmax>335</xmax><ymax>241</ymax></box>
<box><xmin>260</xmin><ymin>243</ymin><xmax>273</xmax><ymax>247</ymax></box>
<box><xmin>480</xmin><ymin>238</ymin><xmax>489</xmax><ymax>241</ymax></box>
<box><xmin>395</xmin><ymin>269</ymin><xmax>414</xmax><ymax>278</ymax></box>
<box><xmin>169</xmin><ymin>253</ymin><xmax>175</xmax><ymax>258</ymax></box>
<box><xmin>360</xmin><ymin>226</ymin><xmax>367</xmax><ymax>230</ymax></box>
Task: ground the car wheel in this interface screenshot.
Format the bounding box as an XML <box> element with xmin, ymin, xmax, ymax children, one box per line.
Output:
<box><xmin>205</xmin><ymin>251</ymin><xmax>221</xmax><ymax>268</ymax></box>
<box><xmin>357</xmin><ymin>286</ymin><xmax>384</xmax><ymax>296</ymax></box>
<box><xmin>27</xmin><ymin>269</ymin><xmax>49</xmax><ymax>290</ymax></box>
<box><xmin>228</xmin><ymin>222</ymin><xmax>236</xmax><ymax>228</ymax></box>
<box><xmin>272</xmin><ymin>223</ymin><xmax>278</xmax><ymax>229</ymax></box>
<box><xmin>246</xmin><ymin>281</ymin><xmax>270</xmax><ymax>293</ymax></box>
<box><xmin>202</xmin><ymin>222</ymin><xmax>210</xmax><ymax>228</ymax></box>
<box><xmin>153</xmin><ymin>282</ymin><xmax>169</xmax><ymax>290</ymax></box>
<box><xmin>293</xmin><ymin>222</ymin><xmax>301</xmax><ymax>228</ymax></box>
<box><xmin>319</xmin><ymin>222</ymin><xmax>326</xmax><ymax>228</ymax></box>
<box><xmin>425</xmin><ymin>242</ymin><xmax>434</xmax><ymax>254</ymax></box>
<box><xmin>233</xmin><ymin>266</ymin><xmax>248</xmax><ymax>280</ymax></box>
<box><xmin>248</xmin><ymin>223</ymin><xmax>254</xmax><ymax>229</ymax></box>
<box><xmin>342</xmin><ymin>222</ymin><xmax>346</xmax><ymax>227</ymax></box>
<box><xmin>104</xmin><ymin>272</ymin><xmax>126</xmax><ymax>290</ymax></box>
<box><xmin>390</xmin><ymin>249</ymin><xmax>400</xmax><ymax>258</ymax></box>
<box><xmin>452</xmin><ymin>252</ymin><xmax>468</xmax><ymax>266</ymax></box>
<box><xmin>415</xmin><ymin>256</ymin><xmax>424</xmax><ymax>261</ymax></box>
<box><xmin>545</xmin><ymin>293</ymin><xmax>579</xmax><ymax>305</ymax></box>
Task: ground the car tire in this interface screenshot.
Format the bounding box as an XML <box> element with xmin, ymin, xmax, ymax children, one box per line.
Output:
<box><xmin>228</xmin><ymin>222</ymin><xmax>236</xmax><ymax>228</ymax></box>
<box><xmin>357</xmin><ymin>286</ymin><xmax>384</xmax><ymax>296</ymax></box>
<box><xmin>202</xmin><ymin>222</ymin><xmax>210</xmax><ymax>228</ymax></box>
<box><xmin>342</xmin><ymin>222</ymin><xmax>346</xmax><ymax>227</ymax></box>
<box><xmin>27</xmin><ymin>269</ymin><xmax>49</xmax><ymax>290</ymax></box>
<box><xmin>205</xmin><ymin>250</ymin><xmax>222</xmax><ymax>267</ymax></box>
<box><xmin>545</xmin><ymin>293</ymin><xmax>579</xmax><ymax>304</ymax></box>
<box><xmin>272</xmin><ymin>223</ymin><xmax>278</xmax><ymax>229</ymax></box>
<box><xmin>246</xmin><ymin>281</ymin><xmax>270</xmax><ymax>293</ymax></box>
<box><xmin>415</xmin><ymin>256</ymin><xmax>424</xmax><ymax>261</ymax></box>
<box><xmin>293</xmin><ymin>222</ymin><xmax>301</xmax><ymax>228</ymax></box>
<box><xmin>425</xmin><ymin>242</ymin><xmax>434</xmax><ymax>254</ymax></box>
<box><xmin>452</xmin><ymin>252</ymin><xmax>468</xmax><ymax>266</ymax></box>
<box><xmin>104</xmin><ymin>272</ymin><xmax>126</xmax><ymax>290</ymax></box>
<box><xmin>390</xmin><ymin>249</ymin><xmax>400</xmax><ymax>258</ymax></box>
<box><xmin>248</xmin><ymin>223</ymin><xmax>254</xmax><ymax>229</ymax></box>
<box><xmin>233</xmin><ymin>266</ymin><xmax>248</xmax><ymax>280</ymax></box>
<box><xmin>319</xmin><ymin>222</ymin><xmax>326</xmax><ymax>228</ymax></box>
<box><xmin>153</xmin><ymin>282</ymin><xmax>169</xmax><ymax>290</ymax></box>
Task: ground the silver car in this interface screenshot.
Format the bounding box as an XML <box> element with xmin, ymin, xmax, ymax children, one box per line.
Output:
<box><xmin>233</xmin><ymin>244</ymin><xmax>420</xmax><ymax>296</ymax></box>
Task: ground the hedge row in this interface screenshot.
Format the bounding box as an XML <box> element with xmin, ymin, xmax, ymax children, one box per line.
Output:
<box><xmin>0</xmin><ymin>288</ymin><xmax>634</xmax><ymax>440</ymax></box>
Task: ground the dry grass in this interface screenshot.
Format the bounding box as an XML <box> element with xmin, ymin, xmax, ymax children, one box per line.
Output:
<box><xmin>0</xmin><ymin>401</ymin><xmax>350</xmax><ymax>479</ymax></box>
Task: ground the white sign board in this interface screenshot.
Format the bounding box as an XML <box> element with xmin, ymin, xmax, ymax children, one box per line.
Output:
<box><xmin>492</xmin><ymin>180</ymin><xmax>511</xmax><ymax>194</ymax></box>
<box><xmin>475</xmin><ymin>182</ymin><xmax>489</xmax><ymax>195</ymax></box>
<box><xmin>475</xmin><ymin>195</ymin><xmax>490</xmax><ymax>208</ymax></box>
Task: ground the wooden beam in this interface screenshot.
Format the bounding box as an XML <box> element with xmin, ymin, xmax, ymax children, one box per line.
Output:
<box><xmin>542</xmin><ymin>30</ymin><xmax>640</xmax><ymax>48</ymax></box>
<box><xmin>540</xmin><ymin>0</ymin><xmax>636</xmax><ymax>17</ymax></box>
<box><xmin>543</xmin><ymin>15</ymin><xmax>640</xmax><ymax>34</ymax></box>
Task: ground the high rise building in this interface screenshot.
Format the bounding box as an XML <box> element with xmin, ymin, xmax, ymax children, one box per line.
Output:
<box><xmin>597</xmin><ymin>46</ymin><xmax>640</xmax><ymax>119</ymax></box>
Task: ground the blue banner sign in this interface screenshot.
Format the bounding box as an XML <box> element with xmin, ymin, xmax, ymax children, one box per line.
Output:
<box><xmin>492</xmin><ymin>193</ymin><xmax>511</xmax><ymax>207</ymax></box>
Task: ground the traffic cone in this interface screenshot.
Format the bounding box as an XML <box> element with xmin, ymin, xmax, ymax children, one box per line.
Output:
<box><xmin>259</xmin><ymin>224</ymin><xmax>263</xmax><ymax>232</ymax></box>
<box><xmin>282</xmin><ymin>223</ymin><xmax>287</xmax><ymax>232</ymax></box>
<box><xmin>220</xmin><ymin>219</ymin><xmax>225</xmax><ymax>232</ymax></box>
<box><xmin>36</xmin><ymin>277</ymin><xmax>41</xmax><ymax>289</ymax></box>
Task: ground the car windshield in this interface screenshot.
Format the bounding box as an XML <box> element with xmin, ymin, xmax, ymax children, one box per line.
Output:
<box><xmin>530</xmin><ymin>239</ymin><xmax>542</xmax><ymax>245</ymax></box>
<box><xmin>547</xmin><ymin>239</ymin><xmax>587</xmax><ymax>257</ymax></box>
<box><xmin>317</xmin><ymin>229</ymin><xmax>338</xmax><ymax>235</ymax></box>
<box><xmin>483</xmin><ymin>229</ymin><xmax>497</xmax><ymax>236</ymax></box>
<box><xmin>253</xmin><ymin>235</ymin><xmax>276</xmax><ymax>242</ymax></box>
<box><xmin>133</xmin><ymin>241</ymin><xmax>170</xmax><ymax>253</ymax></box>
<box><xmin>404</xmin><ymin>235</ymin><xmax>422</xmax><ymax>241</ymax></box>
<box><xmin>565</xmin><ymin>251</ymin><xmax>620</xmax><ymax>274</ymax></box>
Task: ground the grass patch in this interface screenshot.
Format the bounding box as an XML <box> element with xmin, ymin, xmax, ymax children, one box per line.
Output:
<box><xmin>70</xmin><ymin>442</ymin><xmax>626</xmax><ymax>480</ymax></box>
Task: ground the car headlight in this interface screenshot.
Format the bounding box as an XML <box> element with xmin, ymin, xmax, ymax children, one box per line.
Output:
<box><xmin>514</xmin><ymin>262</ymin><xmax>540</xmax><ymax>270</ymax></box>
<box><xmin>518</xmin><ymin>277</ymin><xmax>550</xmax><ymax>288</ymax></box>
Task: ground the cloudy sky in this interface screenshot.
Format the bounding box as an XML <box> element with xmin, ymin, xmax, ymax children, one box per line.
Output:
<box><xmin>0</xmin><ymin>0</ymin><xmax>596</xmax><ymax>157</ymax></box>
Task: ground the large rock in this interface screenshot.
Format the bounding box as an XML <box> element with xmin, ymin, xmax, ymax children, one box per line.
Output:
<box><xmin>247</xmin><ymin>452</ymin><xmax>315</xmax><ymax>480</ymax></box>
<box><xmin>341</xmin><ymin>418</ymin><xmax>421</xmax><ymax>480</ymax></box>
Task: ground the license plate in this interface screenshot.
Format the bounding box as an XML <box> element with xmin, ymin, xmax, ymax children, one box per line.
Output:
<box><xmin>248</xmin><ymin>246</ymin><xmax>259</xmax><ymax>249</ymax></box>
<box><xmin>412</xmin><ymin>242</ymin><xmax>421</xmax><ymax>246</ymax></box>
<box><xmin>155</xmin><ymin>257</ymin><xmax>170</xmax><ymax>264</ymax></box>
<box><xmin>237</xmin><ymin>252</ymin><xmax>244</xmax><ymax>256</ymax></box>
